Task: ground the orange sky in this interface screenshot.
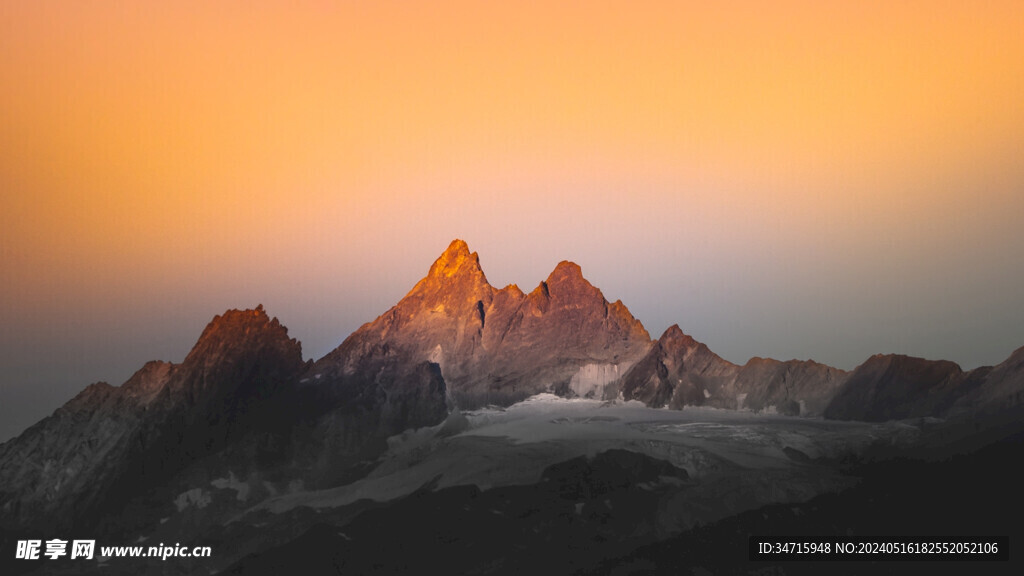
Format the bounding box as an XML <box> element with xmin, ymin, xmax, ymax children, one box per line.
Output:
<box><xmin>2</xmin><ymin>1</ymin><xmax>1023</xmax><ymax>439</ymax></box>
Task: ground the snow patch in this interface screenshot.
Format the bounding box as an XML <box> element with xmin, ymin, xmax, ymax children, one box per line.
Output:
<box><xmin>211</xmin><ymin>472</ymin><xmax>250</xmax><ymax>501</ymax></box>
<box><xmin>174</xmin><ymin>488</ymin><xmax>211</xmax><ymax>512</ymax></box>
<box><xmin>736</xmin><ymin>393</ymin><xmax>748</xmax><ymax>410</ymax></box>
<box><xmin>568</xmin><ymin>363</ymin><xmax>623</xmax><ymax>399</ymax></box>
<box><xmin>429</xmin><ymin>344</ymin><xmax>443</xmax><ymax>365</ymax></box>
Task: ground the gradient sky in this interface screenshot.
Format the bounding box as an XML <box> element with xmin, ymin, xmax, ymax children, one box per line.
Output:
<box><xmin>2</xmin><ymin>1</ymin><xmax>1023</xmax><ymax>441</ymax></box>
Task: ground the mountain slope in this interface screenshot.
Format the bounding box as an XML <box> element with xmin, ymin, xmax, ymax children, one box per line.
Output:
<box><xmin>0</xmin><ymin>306</ymin><xmax>305</xmax><ymax>532</ymax></box>
<box><xmin>621</xmin><ymin>325</ymin><xmax>847</xmax><ymax>416</ymax></box>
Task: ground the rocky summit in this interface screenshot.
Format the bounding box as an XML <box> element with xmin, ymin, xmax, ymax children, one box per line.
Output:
<box><xmin>311</xmin><ymin>239</ymin><xmax>652</xmax><ymax>408</ymax></box>
<box><xmin>0</xmin><ymin>307</ymin><xmax>306</xmax><ymax>533</ymax></box>
<box><xmin>620</xmin><ymin>325</ymin><xmax>848</xmax><ymax>416</ymax></box>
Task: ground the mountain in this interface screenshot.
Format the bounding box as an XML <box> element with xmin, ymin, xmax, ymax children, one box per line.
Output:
<box><xmin>0</xmin><ymin>307</ymin><xmax>306</xmax><ymax>533</ymax></box>
<box><xmin>823</xmin><ymin>354</ymin><xmax>972</xmax><ymax>421</ymax></box>
<box><xmin>311</xmin><ymin>239</ymin><xmax>652</xmax><ymax>408</ymax></box>
<box><xmin>0</xmin><ymin>240</ymin><xmax>655</xmax><ymax>539</ymax></box>
<box><xmin>822</xmin><ymin>346</ymin><xmax>1024</xmax><ymax>424</ymax></box>
<box><xmin>3</xmin><ymin>239</ymin><xmax>1024</xmax><ymax>575</ymax></box>
<box><xmin>620</xmin><ymin>325</ymin><xmax>740</xmax><ymax>409</ymax></box>
<box><xmin>733</xmin><ymin>356</ymin><xmax>848</xmax><ymax>416</ymax></box>
<box><xmin>959</xmin><ymin>345</ymin><xmax>1024</xmax><ymax>412</ymax></box>
<box><xmin>620</xmin><ymin>325</ymin><xmax>847</xmax><ymax>416</ymax></box>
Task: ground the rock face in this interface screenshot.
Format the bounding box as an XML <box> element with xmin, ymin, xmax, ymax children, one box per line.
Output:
<box><xmin>292</xmin><ymin>357</ymin><xmax>449</xmax><ymax>484</ymax></box>
<box><xmin>824</xmin><ymin>346</ymin><xmax>1024</xmax><ymax>423</ymax></box>
<box><xmin>963</xmin><ymin>346</ymin><xmax>1024</xmax><ymax>412</ymax></box>
<box><xmin>620</xmin><ymin>325</ymin><xmax>740</xmax><ymax>410</ymax></box>
<box><xmin>0</xmin><ymin>306</ymin><xmax>306</xmax><ymax>532</ymax></box>
<box><xmin>824</xmin><ymin>354</ymin><xmax>967</xmax><ymax>421</ymax></box>
<box><xmin>733</xmin><ymin>356</ymin><xmax>847</xmax><ymax>416</ymax></box>
<box><xmin>621</xmin><ymin>325</ymin><xmax>847</xmax><ymax>416</ymax></box>
<box><xmin>312</xmin><ymin>240</ymin><xmax>652</xmax><ymax>408</ymax></box>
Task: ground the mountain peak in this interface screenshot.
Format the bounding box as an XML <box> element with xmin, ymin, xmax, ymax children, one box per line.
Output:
<box><xmin>178</xmin><ymin>307</ymin><xmax>305</xmax><ymax>396</ymax></box>
<box><xmin>656</xmin><ymin>325</ymin><xmax>704</xmax><ymax>354</ymax></box>
<box><xmin>661</xmin><ymin>324</ymin><xmax>684</xmax><ymax>340</ymax></box>
<box><xmin>547</xmin><ymin>260</ymin><xmax>584</xmax><ymax>283</ymax></box>
<box><xmin>540</xmin><ymin>261</ymin><xmax>600</xmax><ymax>301</ymax></box>
<box><xmin>406</xmin><ymin>240</ymin><xmax>492</xmax><ymax>305</ymax></box>
<box><xmin>326</xmin><ymin>243</ymin><xmax>652</xmax><ymax>408</ymax></box>
<box><xmin>188</xmin><ymin>307</ymin><xmax>275</xmax><ymax>353</ymax></box>
<box><xmin>427</xmin><ymin>239</ymin><xmax>482</xmax><ymax>279</ymax></box>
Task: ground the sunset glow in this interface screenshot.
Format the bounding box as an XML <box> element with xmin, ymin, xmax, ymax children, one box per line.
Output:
<box><xmin>2</xmin><ymin>1</ymin><xmax>1023</xmax><ymax>440</ymax></box>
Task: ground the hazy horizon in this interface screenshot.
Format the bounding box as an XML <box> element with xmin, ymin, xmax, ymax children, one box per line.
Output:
<box><xmin>3</xmin><ymin>1</ymin><xmax>1023</xmax><ymax>442</ymax></box>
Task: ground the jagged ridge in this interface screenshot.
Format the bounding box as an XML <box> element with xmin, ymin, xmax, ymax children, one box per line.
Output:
<box><xmin>0</xmin><ymin>306</ymin><xmax>306</xmax><ymax>532</ymax></box>
<box><xmin>312</xmin><ymin>239</ymin><xmax>652</xmax><ymax>408</ymax></box>
<box><xmin>620</xmin><ymin>325</ymin><xmax>847</xmax><ymax>416</ymax></box>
